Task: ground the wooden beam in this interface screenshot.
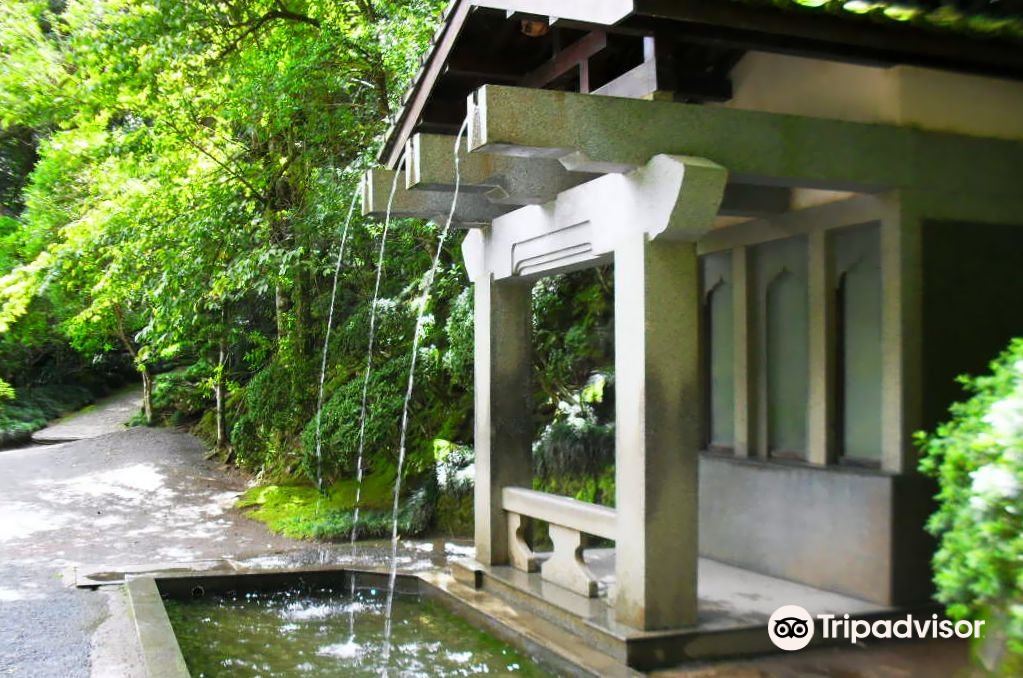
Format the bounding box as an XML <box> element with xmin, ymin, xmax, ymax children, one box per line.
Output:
<box><xmin>594</xmin><ymin>33</ymin><xmax>732</xmax><ymax>102</ymax></box>
<box><xmin>520</xmin><ymin>30</ymin><xmax>608</xmax><ymax>89</ymax></box>
<box><xmin>593</xmin><ymin>58</ymin><xmax>731</xmax><ymax>101</ymax></box>
<box><xmin>442</xmin><ymin>64</ymin><xmax>521</xmax><ymax>85</ymax></box>
<box><xmin>380</xmin><ymin>0</ymin><xmax>472</xmax><ymax>168</ymax></box>
<box><xmin>629</xmin><ymin>0</ymin><xmax>1023</xmax><ymax>81</ymax></box>
<box><xmin>473</xmin><ymin>0</ymin><xmax>634</xmax><ymax>25</ymax></box>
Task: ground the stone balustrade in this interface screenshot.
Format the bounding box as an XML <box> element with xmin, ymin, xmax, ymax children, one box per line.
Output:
<box><xmin>501</xmin><ymin>487</ymin><xmax>617</xmax><ymax>597</ymax></box>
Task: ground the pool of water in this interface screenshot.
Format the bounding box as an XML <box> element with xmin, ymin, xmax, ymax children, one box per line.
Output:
<box><xmin>165</xmin><ymin>584</ymin><xmax>552</xmax><ymax>677</ymax></box>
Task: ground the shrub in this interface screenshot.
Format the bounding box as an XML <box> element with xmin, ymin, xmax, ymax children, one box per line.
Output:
<box><xmin>230</xmin><ymin>356</ymin><xmax>313</xmax><ymax>475</ymax></box>
<box><xmin>151</xmin><ymin>362</ymin><xmax>215</xmax><ymax>425</ymax></box>
<box><xmin>0</xmin><ymin>382</ymin><xmax>96</xmax><ymax>446</ymax></box>
<box><xmin>442</xmin><ymin>287</ymin><xmax>473</xmax><ymax>388</ymax></box>
<box><xmin>433</xmin><ymin>438</ymin><xmax>474</xmax><ymax>536</ymax></box>
<box><xmin>526</xmin><ymin>372</ymin><xmax>615</xmax><ymax>513</ymax></box>
<box><xmin>919</xmin><ymin>338</ymin><xmax>1023</xmax><ymax>671</ymax></box>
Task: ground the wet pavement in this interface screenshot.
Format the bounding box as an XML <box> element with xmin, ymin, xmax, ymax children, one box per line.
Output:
<box><xmin>0</xmin><ymin>394</ymin><xmax>469</xmax><ymax>677</ymax></box>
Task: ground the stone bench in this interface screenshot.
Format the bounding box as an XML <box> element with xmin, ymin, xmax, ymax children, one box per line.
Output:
<box><xmin>501</xmin><ymin>486</ymin><xmax>617</xmax><ymax>597</ymax></box>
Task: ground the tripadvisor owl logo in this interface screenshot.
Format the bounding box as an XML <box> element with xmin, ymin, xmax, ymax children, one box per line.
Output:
<box><xmin>768</xmin><ymin>605</ymin><xmax>815</xmax><ymax>651</ymax></box>
<box><xmin>767</xmin><ymin>605</ymin><xmax>985</xmax><ymax>651</ymax></box>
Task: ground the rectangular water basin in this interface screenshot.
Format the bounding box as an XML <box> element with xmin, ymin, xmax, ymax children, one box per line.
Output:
<box><xmin>127</xmin><ymin>567</ymin><xmax>560</xmax><ymax>677</ymax></box>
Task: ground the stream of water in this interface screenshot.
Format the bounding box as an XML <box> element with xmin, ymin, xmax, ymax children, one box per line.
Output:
<box><xmin>313</xmin><ymin>188</ymin><xmax>360</xmax><ymax>493</ymax></box>
<box><xmin>381</xmin><ymin>119</ymin><xmax>470</xmax><ymax>673</ymax></box>
<box><xmin>307</xmin><ymin>123</ymin><xmax>469</xmax><ymax>675</ymax></box>
<box><xmin>346</xmin><ymin>155</ymin><xmax>408</xmax><ymax>649</ymax></box>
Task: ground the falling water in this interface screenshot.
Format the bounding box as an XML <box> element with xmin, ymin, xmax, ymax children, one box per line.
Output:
<box><xmin>381</xmin><ymin>118</ymin><xmax>470</xmax><ymax>672</ymax></box>
<box><xmin>342</xmin><ymin>154</ymin><xmax>407</xmax><ymax>650</ymax></box>
<box><xmin>312</xmin><ymin>188</ymin><xmax>361</xmax><ymax>494</ymax></box>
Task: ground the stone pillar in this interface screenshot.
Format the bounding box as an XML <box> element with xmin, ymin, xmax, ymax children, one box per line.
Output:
<box><xmin>732</xmin><ymin>246</ymin><xmax>756</xmax><ymax>458</ymax></box>
<box><xmin>807</xmin><ymin>229</ymin><xmax>837</xmax><ymax>466</ymax></box>
<box><xmin>880</xmin><ymin>192</ymin><xmax>921</xmax><ymax>474</ymax></box>
<box><xmin>474</xmin><ymin>274</ymin><xmax>534</xmax><ymax>565</ymax></box>
<box><xmin>614</xmin><ymin>234</ymin><xmax>701</xmax><ymax>630</ymax></box>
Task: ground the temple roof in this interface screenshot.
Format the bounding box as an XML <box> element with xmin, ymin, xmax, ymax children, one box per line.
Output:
<box><xmin>379</xmin><ymin>0</ymin><xmax>1023</xmax><ymax>167</ymax></box>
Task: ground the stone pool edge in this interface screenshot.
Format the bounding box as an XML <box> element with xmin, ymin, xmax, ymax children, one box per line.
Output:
<box><xmin>124</xmin><ymin>565</ymin><xmax>634</xmax><ymax>678</ymax></box>
<box><xmin>125</xmin><ymin>577</ymin><xmax>190</xmax><ymax>678</ymax></box>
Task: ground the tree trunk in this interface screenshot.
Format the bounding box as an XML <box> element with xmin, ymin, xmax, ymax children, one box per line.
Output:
<box><xmin>216</xmin><ymin>335</ymin><xmax>227</xmax><ymax>449</ymax></box>
<box><xmin>140</xmin><ymin>364</ymin><xmax>154</xmax><ymax>425</ymax></box>
<box><xmin>275</xmin><ymin>284</ymin><xmax>290</xmax><ymax>341</ymax></box>
<box><xmin>111</xmin><ymin>303</ymin><xmax>153</xmax><ymax>425</ymax></box>
<box><xmin>293</xmin><ymin>266</ymin><xmax>312</xmax><ymax>359</ymax></box>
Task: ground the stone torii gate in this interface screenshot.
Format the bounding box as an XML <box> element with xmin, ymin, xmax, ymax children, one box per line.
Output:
<box><xmin>364</xmin><ymin>85</ymin><xmax>728</xmax><ymax>630</ymax></box>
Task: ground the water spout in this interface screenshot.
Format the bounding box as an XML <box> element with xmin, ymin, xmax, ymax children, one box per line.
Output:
<box><xmin>381</xmin><ymin>118</ymin><xmax>470</xmax><ymax>672</ymax></box>
<box><xmin>313</xmin><ymin>186</ymin><xmax>360</xmax><ymax>494</ymax></box>
<box><xmin>349</xmin><ymin>153</ymin><xmax>407</xmax><ymax>644</ymax></box>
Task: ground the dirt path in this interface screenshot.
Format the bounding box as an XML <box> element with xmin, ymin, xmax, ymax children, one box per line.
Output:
<box><xmin>0</xmin><ymin>389</ymin><xmax>464</xmax><ymax>677</ymax></box>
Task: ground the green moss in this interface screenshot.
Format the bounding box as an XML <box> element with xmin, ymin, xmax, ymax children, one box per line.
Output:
<box><xmin>735</xmin><ymin>0</ymin><xmax>1023</xmax><ymax>42</ymax></box>
<box><xmin>434</xmin><ymin>490</ymin><xmax>473</xmax><ymax>537</ymax></box>
<box><xmin>237</xmin><ymin>471</ymin><xmax>433</xmax><ymax>540</ymax></box>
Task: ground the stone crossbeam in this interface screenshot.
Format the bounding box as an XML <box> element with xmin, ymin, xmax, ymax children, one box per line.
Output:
<box><xmin>463</xmin><ymin>153</ymin><xmax>727</xmax><ymax>282</ymax></box>
<box><xmin>360</xmin><ymin>167</ymin><xmax>511</xmax><ymax>227</ymax></box>
<box><xmin>467</xmin><ymin>84</ymin><xmax>1023</xmax><ymax>196</ymax></box>
<box><xmin>406</xmin><ymin>133</ymin><xmax>599</xmax><ymax>206</ymax></box>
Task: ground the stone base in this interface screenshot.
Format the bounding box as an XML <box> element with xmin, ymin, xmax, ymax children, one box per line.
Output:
<box><xmin>452</xmin><ymin>554</ymin><xmax>942</xmax><ymax>672</ymax></box>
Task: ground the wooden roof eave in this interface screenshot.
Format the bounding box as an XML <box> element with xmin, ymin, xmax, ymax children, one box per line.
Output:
<box><xmin>628</xmin><ymin>0</ymin><xmax>1023</xmax><ymax>80</ymax></box>
<box><xmin>379</xmin><ymin>0</ymin><xmax>473</xmax><ymax>169</ymax></box>
<box><xmin>379</xmin><ymin>0</ymin><xmax>1023</xmax><ymax>171</ymax></box>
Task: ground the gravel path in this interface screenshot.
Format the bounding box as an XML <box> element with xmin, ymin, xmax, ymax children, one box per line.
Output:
<box><xmin>0</xmin><ymin>390</ymin><xmax>465</xmax><ymax>677</ymax></box>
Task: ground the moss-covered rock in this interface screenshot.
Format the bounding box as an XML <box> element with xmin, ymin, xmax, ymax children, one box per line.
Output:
<box><xmin>236</xmin><ymin>470</ymin><xmax>433</xmax><ymax>540</ymax></box>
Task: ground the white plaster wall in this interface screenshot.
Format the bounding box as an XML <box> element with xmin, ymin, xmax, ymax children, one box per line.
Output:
<box><xmin>722</xmin><ymin>51</ymin><xmax>1023</xmax><ymax>141</ymax></box>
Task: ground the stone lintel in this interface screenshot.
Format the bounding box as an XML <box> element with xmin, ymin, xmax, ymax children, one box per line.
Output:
<box><xmin>360</xmin><ymin>167</ymin><xmax>511</xmax><ymax>227</ymax></box>
<box><xmin>407</xmin><ymin>133</ymin><xmax>600</xmax><ymax>206</ymax></box>
<box><xmin>462</xmin><ymin>154</ymin><xmax>727</xmax><ymax>283</ymax></box>
<box><xmin>467</xmin><ymin>84</ymin><xmax>1023</xmax><ymax>196</ymax></box>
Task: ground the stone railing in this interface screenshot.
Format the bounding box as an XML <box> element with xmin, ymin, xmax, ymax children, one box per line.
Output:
<box><xmin>501</xmin><ymin>487</ymin><xmax>617</xmax><ymax>597</ymax></box>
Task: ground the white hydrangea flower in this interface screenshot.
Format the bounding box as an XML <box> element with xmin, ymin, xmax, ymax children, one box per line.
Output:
<box><xmin>970</xmin><ymin>464</ymin><xmax>1021</xmax><ymax>501</ymax></box>
<box><xmin>983</xmin><ymin>393</ymin><xmax>1023</xmax><ymax>442</ymax></box>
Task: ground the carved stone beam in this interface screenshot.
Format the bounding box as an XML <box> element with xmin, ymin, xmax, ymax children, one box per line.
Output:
<box><xmin>406</xmin><ymin>133</ymin><xmax>599</xmax><ymax>207</ymax></box>
<box><xmin>466</xmin><ymin>84</ymin><xmax>1023</xmax><ymax>196</ymax></box>
<box><xmin>360</xmin><ymin>168</ymin><xmax>511</xmax><ymax>228</ymax></box>
<box><xmin>463</xmin><ymin>153</ymin><xmax>727</xmax><ymax>282</ymax></box>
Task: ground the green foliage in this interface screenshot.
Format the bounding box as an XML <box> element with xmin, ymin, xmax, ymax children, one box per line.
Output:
<box><xmin>0</xmin><ymin>0</ymin><xmax>624</xmax><ymax>545</ymax></box>
<box><xmin>433</xmin><ymin>438</ymin><xmax>474</xmax><ymax>536</ymax></box>
<box><xmin>740</xmin><ymin>1</ymin><xmax>1023</xmax><ymax>41</ymax></box>
<box><xmin>442</xmin><ymin>287</ymin><xmax>474</xmax><ymax>388</ymax></box>
<box><xmin>531</xmin><ymin>269</ymin><xmax>614</xmax><ymax>412</ymax></box>
<box><xmin>533</xmin><ymin>372</ymin><xmax>616</xmax><ymax>507</ymax></box>
<box><xmin>151</xmin><ymin>362</ymin><xmax>215</xmax><ymax>424</ymax></box>
<box><xmin>0</xmin><ymin>382</ymin><xmax>97</xmax><ymax>445</ymax></box>
<box><xmin>919</xmin><ymin>338</ymin><xmax>1023</xmax><ymax>670</ymax></box>
<box><xmin>236</xmin><ymin>470</ymin><xmax>432</xmax><ymax>540</ymax></box>
<box><xmin>0</xmin><ymin>377</ymin><xmax>14</xmax><ymax>402</ymax></box>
